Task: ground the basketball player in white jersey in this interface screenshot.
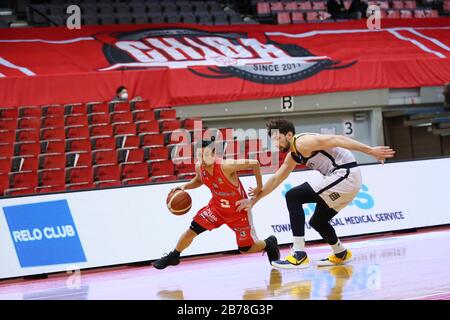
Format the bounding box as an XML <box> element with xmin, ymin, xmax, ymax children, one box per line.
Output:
<box><xmin>236</xmin><ymin>119</ymin><xmax>395</xmax><ymax>269</ymax></box>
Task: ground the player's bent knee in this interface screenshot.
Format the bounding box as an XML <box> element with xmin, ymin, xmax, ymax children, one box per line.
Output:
<box><xmin>238</xmin><ymin>245</ymin><xmax>252</xmax><ymax>253</ymax></box>
<box><xmin>189</xmin><ymin>220</ymin><xmax>207</xmax><ymax>235</ymax></box>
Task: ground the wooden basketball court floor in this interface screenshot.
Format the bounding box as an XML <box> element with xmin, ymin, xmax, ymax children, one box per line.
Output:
<box><xmin>0</xmin><ymin>226</ymin><xmax>449</xmax><ymax>300</ymax></box>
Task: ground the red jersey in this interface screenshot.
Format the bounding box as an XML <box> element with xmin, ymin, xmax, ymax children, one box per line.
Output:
<box><xmin>200</xmin><ymin>160</ymin><xmax>248</xmax><ymax>217</ymax></box>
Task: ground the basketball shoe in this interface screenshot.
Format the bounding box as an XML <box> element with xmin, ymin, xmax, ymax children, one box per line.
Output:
<box><xmin>316</xmin><ymin>249</ymin><xmax>353</xmax><ymax>267</ymax></box>
<box><xmin>153</xmin><ymin>251</ymin><xmax>180</xmax><ymax>269</ymax></box>
<box><xmin>271</xmin><ymin>250</ymin><xmax>310</xmax><ymax>269</ymax></box>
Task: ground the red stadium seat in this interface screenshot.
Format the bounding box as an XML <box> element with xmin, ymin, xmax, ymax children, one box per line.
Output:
<box><xmin>87</xmin><ymin>102</ymin><xmax>108</xmax><ymax>114</ymax></box>
<box><xmin>4</xmin><ymin>187</ymin><xmax>34</xmax><ymax>196</ymax></box>
<box><xmin>66</xmin><ymin>151</ymin><xmax>92</xmax><ymax>167</ymax></box>
<box><xmin>91</xmin><ymin>137</ymin><xmax>115</xmax><ymax>150</ymax></box>
<box><xmin>19</xmin><ymin>106</ymin><xmax>41</xmax><ymax>118</ymax></box>
<box><xmin>39</xmin><ymin>153</ymin><xmax>66</xmax><ymax>169</ymax></box>
<box><xmin>94</xmin><ymin>164</ymin><xmax>121</xmax><ymax>182</ymax></box>
<box><xmin>387</xmin><ymin>10</ymin><xmax>400</xmax><ymax>18</ymax></box>
<box><xmin>404</xmin><ymin>0</ymin><xmax>416</xmax><ymax>9</ymax></box>
<box><xmin>11</xmin><ymin>155</ymin><xmax>38</xmax><ymax>172</ymax></box>
<box><xmin>120</xmin><ymin>162</ymin><xmax>148</xmax><ymax>179</ymax></box>
<box><xmin>299</xmin><ymin>2</ymin><xmax>313</xmax><ymax>11</ymax></box>
<box><xmin>137</xmin><ymin>121</ymin><xmax>159</xmax><ymax>134</ymax></box>
<box><xmin>42</xmin><ymin>116</ymin><xmax>65</xmax><ymax>128</ymax></box>
<box><xmin>18</xmin><ymin>117</ymin><xmax>40</xmax><ymax>129</ymax></box>
<box><xmin>118</xmin><ymin>148</ymin><xmax>144</xmax><ymax>163</ymax></box>
<box><xmin>425</xmin><ymin>9</ymin><xmax>439</xmax><ymax>17</ymax></box>
<box><xmin>9</xmin><ymin>171</ymin><xmax>38</xmax><ymax>188</ymax></box>
<box><xmin>0</xmin><ymin>143</ymin><xmax>13</xmax><ymax>158</ymax></box>
<box><xmin>66</xmin><ymin>166</ymin><xmax>93</xmax><ymax>184</ymax></box>
<box><xmin>113</xmin><ymin>123</ymin><xmax>136</xmax><ymax>136</ymax></box>
<box><xmin>414</xmin><ymin>9</ymin><xmax>426</xmax><ymax>18</ymax></box>
<box><xmin>110</xmin><ymin>101</ymin><xmax>130</xmax><ymax>113</ymax></box>
<box><xmin>148</xmin><ymin>159</ymin><xmax>174</xmax><ymax>176</ymax></box>
<box><xmin>177</xmin><ymin>173</ymin><xmax>196</xmax><ymax>180</ymax></box>
<box><xmin>17</xmin><ymin>129</ymin><xmax>39</xmax><ymax>142</ymax></box>
<box><xmin>306</xmin><ymin>11</ymin><xmax>319</xmax><ymax>21</ymax></box>
<box><xmin>14</xmin><ymin>141</ymin><xmax>40</xmax><ymax>156</ymax></box>
<box><xmin>41</xmin><ymin>127</ymin><xmax>65</xmax><ymax>140</ymax></box>
<box><xmin>168</xmin><ymin>143</ymin><xmax>195</xmax><ymax>160</ymax></box>
<box><xmin>292</xmin><ymin>12</ymin><xmax>305</xmax><ymax>23</ymax></box>
<box><xmin>66</xmin><ymin>138</ymin><xmax>91</xmax><ymax>152</ymax></box>
<box><xmin>140</xmin><ymin>133</ymin><xmax>165</xmax><ymax>147</ymax></box>
<box><xmin>42</xmin><ymin>105</ymin><xmax>64</xmax><ymax>117</ymax></box>
<box><xmin>143</xmin><ymin>146</ymin><xmax>169</xmax><ymax>160</ymax></box>
<box><xmin>131</xmin><ymin>100</ymin><xmax>151</xmax><ymax>111</ymax></box>
<box><xmin>35</xmin><ymin>185</ymin><xmax>66</xmax><ymax>193</ymax></box>
<box><xmin>159</xmin><ymin>119</ymin><xmax>181</xmax><ymax>132</ymax></box>
<box><xmin>270</xmin><ymin>2</ymin><xmax>284</xmax><ymax>12</ymax></box>
<box><xmin>313</xmin><ymin>1</ymin><xmax>326</xmax><ymax>10</ymax></box>
<box><xmin>182</xmin><ymin>118</ymin><xmax>202</xmax><ymax>131</ymax></box>
<box><xmin>151</xmin><ymin>175</ymin><xmax>177</xmax><ymax>183</ymax></box>
<box><xmin>65</xmin><ymin>103</ymin><xmax>87</xmax><ymax>115</ymax></box>
<box><xmin>66</xmin><ymin>181</ymin><xmax>94</xmax><ymax>191</ymax></box>
<box><xmin>174</xmin><ymin>161</ymin><xmax>195</xmax><ymax>174</ymax></box>
<box><xmin>93</xmin><ymin>150</ymin><xmax>117</xmax><ymax>165</ymax></box>
<box><xmin>65</xmin><ymin>114</ymin><xmax>88</xmax><ymax>127</ymax></box>
<box><xmin>111</xmin><ymin>112</ymin><xmax>133</xmax><ymax>124</ymax></box>
<box><xmin>94</xmin><ymin>180</ymin><xmax>121</xmax><ymax>188</ymax></box>
<box><xmin>122</xmin><ymin>177</ymin><xmax>151</xmax><ymax>185</ymax></box>
<box><xmin>38</xmin><ymin>168</ymin><xmax>65</xmax><ymax>186</ymax></box>
<box><xmin>392</xmin><ymin>1</ymin><xmax>404</xmax><ymax>9</ymax></box>
<box><xmin>257</xmin><ymin>2</ymin><xmax>270</xmax><ymax>15</ymax></box>
<box><xmin>90</xmin><ymin>124</ymin><xmax>113</xmax><ymax>138</ymax></box>
<box><xmin>66</xmin><ymin>125</ymin><xmax>90</xmax><ymax>139</ymax></box>
<box><xmin>0</xmin><ymin>130</ymin><xmax>15</xmax><ymax>143</ymax></box>
<box><xmin>277</xmin><ymin>12</ymin><xmax>291</xmax><ymax>25</ymax></box>
<box><xmin>89</xmin><ymin>113</ymin><xmax>110</xmax><ymax>125</ymax></box>
<box><xmin>0</xmin><ymin>107</ymin><xmax>18</xmax><ymax>118</ymax></box>
<box><xmin>116</xmin><ymin>135</ymin><xmax>139</xmax><ymax>149</ymax></box>
<box><xmin>0</xmin><ymin>157</ymin><xmax>11</xmax><ymax>174</ymax></box>
<box><xmin>400</xmin><ymin>9</ymin><xmax>413</xmax><ymax>18</ymax></box>
<box><xmin>285</xmin><ymin>2</ymin><xmax>298</xmax><ymax>11</ymax></box>
<box><xmin>0</xmin><ymin>173</ymin><xmax>9</xmax><ymax>195</ymax></box>
<box><xmin>133</xmin><ymin>110</ymin><xmax>155</xmax><ymax>122</ymax></box>
<box><xmin>41</xmin><ymin>140</ymin><xmax>65</xmax><ymax>154</ymax></box>
<box><xmin>155</xmin><ymin>109</ymin><xmax>176</xmax><ymax>120</ymax></box>
<box><xmin>0</xmin><ymin>119</ymin><xmax>17</xmax><ymax>131</ymax></box>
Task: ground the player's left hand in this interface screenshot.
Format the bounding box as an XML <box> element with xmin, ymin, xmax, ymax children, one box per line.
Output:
<box><xmin>236</xmin><ymin>198</ymin><xmax>255</xmax><ymax>212</ymax></box>
<box><xmin>248</xmin><ymin>186</ymin><xmax>262</xmax><ymax>197</ymax></box>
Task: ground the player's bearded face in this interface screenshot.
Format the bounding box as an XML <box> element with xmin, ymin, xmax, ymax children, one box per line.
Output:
<box><xmin>272</xmin><ymin>133</ymin><xmax>290</xmax><ymax>152</ymax></box>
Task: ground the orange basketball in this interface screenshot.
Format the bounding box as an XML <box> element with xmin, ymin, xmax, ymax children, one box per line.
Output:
<box><xmin>166</xmin><ymin>190</ymin><xmax>192</xmax><ymax>215</ymax></box>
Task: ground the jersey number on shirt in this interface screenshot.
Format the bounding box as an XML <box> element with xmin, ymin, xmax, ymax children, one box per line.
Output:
<box><xmin>220</xmin><ymin>199</ymin><xmax>231</xmax><ymax>208</ymax></box>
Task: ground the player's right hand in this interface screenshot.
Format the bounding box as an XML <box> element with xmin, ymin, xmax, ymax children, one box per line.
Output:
<box><xmin>369</xmin><ymin>146</ymin><xmax>396</xmax><ymax>164</ymax></box>
<box><xmin>169</xmin><ymin>186</ymin><xmax>185</xmax><ymax>194</ymax></box>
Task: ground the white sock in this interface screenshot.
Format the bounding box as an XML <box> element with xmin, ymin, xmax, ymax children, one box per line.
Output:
<box><xmin>293</xmin><ymin>236</ymin><xmax>305</xmax><ymax>252</ymax></box>
<box><xmin>331</xmin><ymin>240</ymin><xmax>346</xmax><ymax>254</ymax></box>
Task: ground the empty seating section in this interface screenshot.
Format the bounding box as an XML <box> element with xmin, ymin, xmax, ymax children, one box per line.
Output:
<box><xmin>255</xmin><ymin>0</ymin><xmax>443</xmax><ymax>23</ymax></box>
<box><xmin>1</xmin><ymin>100</ymin><xmax>282</xmax><ymax>196</ymax></box>
<box><xmin>29</xmin><ymin>0</ymin><xmax>247</xmax><ymax>26</ymax></box>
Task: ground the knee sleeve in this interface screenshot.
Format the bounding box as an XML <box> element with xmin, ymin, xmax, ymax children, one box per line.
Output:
<box><xmin>189</xmin><ymin>220</ymin><xmax>207</xmax><ymax>235</ymax></box>
<box><xmin>238</xmin><ymin>245</ymin><xmax>251</xmax><ymax>253</ymax></box>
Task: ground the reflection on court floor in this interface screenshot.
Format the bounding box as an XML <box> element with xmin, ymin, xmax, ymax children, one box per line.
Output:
<box><xmin>0</xmin><ymin>228</ymin><xmax>449</xmax><ymax>300</ymax></box>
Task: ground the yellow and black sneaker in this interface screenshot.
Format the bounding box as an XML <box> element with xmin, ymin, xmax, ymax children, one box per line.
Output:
<box><xmin>316</xmin><ymin>249</ymin><xmax>353</xmax><ymax>267</ymax></box>
<box><xmin>271</xmin><ymin>251</ymin><xmax>310</xmax><ymax>269</ymax></box>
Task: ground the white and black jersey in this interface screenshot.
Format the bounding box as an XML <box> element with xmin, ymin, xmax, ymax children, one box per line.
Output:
<box><xmin>290</xmin><ymin>133</ymin><xmax>363</xmax><ymax>211</ymax></box>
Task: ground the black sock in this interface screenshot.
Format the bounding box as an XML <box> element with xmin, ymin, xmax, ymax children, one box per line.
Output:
<box><xmin>172</xmin><ymin>250</ymin><xmax>180</xmax><ymax>258</ymax></box>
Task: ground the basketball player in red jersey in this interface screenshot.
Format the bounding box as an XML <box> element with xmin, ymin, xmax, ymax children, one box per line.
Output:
<box><xmin>153</xmin><ymin>138</ymin><xmax>280</xmax><ymax>269</ymax></box>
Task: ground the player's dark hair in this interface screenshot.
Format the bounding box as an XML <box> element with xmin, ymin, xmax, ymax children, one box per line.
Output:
<box><xmin>266</xmin><ymin>119</ymin><xmax>296</xmax><ymax>137</ymax></box>
<box><xmin>116</xmin><ymin>86</ymin><xmax>126</xmax><ymax>95</ymax></box>
<box><xmin>197</xmin><ymin>135</ymin><xmax>216</xmax><ymax>150</ymax></box>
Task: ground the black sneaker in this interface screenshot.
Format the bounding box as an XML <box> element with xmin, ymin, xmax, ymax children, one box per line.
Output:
<box><xmin>264</xmin><ymin>235</ymin><xmax>280</xmax><ymax>263</ymax></box>
<box><xmin>153</xmin><ymin>251</ymin><xmax>180</xmax><ymax>270</ymax></box>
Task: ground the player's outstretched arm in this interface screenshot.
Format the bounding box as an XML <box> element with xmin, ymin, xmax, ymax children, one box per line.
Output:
<box><xmin>222</xmin><ymin>159</ymin><xmax>263</xmax><ymax>195</ymax></box>
<box><xmin>299</xmin><ymin>134</ymin><xmax>396</xmax><ymax>164</ymax></box>
<box><xmin>236</xmin><ymin>153</ymin><xmax>296</xmax><ymax>212</ymax></box>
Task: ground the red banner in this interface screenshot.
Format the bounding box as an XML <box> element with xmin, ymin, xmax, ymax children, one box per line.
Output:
<box><xmin>0</xmin><ymin>18</ymin><xmax>449</xmax><ymax>108</ymax></box>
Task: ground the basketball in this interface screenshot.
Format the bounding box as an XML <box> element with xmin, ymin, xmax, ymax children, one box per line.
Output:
<box><xmin>166</xmin><ymin>189</ymin><xmax>192</xmax><ymax>215</ymax></box>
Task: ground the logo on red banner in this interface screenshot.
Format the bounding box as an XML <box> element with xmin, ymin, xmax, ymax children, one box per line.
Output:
<box><xmin>98</xmin><ymin>28</ymin><xmax>356</xmax><ymax>84</ymax></box>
